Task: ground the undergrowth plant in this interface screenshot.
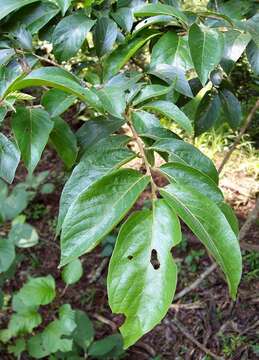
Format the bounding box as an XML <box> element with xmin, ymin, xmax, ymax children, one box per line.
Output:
<box><xmin>0</xmin><ymin>0</ymin><xmax>258</xmax><ymax>355</ymax></box>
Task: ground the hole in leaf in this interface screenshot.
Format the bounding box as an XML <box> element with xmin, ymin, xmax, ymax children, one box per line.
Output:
<box><xmin>150</xmin><ymin>249</ymin><xmax>160</xmax><ymax>270</ymax></box>
<box><xmin>127</xmin><ymin>255</ymin><xmax>133</xmax><ymax>260</ymax></box>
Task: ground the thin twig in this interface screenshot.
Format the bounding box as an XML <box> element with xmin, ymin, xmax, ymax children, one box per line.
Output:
<box><xmin>32</xmin><ymin>52</ymin><xmax>64</xmax><ymax>69</ymax></box>
<box><xmin>218</xmin><ymin>99</ymin><xmax>259</xmax><ymax>174</ymax></box>
<box><xmin>127</xmin><ymin>111</ymin><xmax>157</xmax><ymax>199</ymax></box>
<box><xmin>88</xmin><ymin>257</ymin><xmax>109</xmax><ymax>284</ymax></box>
<box><xmin>92</xmin><ymin>313</ymin><xmax>117</xmax><ymax>332</ymax></box>
<box><xmin>174</xmin><ymin>196</ymin><xmax>259</xmax><ymax>300</ymax></box>
<box><xmin>173</xmin><ymin>318</ymin><xmax>223</xmax><ymax>360</ymax></box>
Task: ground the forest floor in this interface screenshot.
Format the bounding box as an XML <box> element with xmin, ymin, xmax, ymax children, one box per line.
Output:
<box><xmin>0</xmin><ymin>141</ymin><xmax>258</xmax><ymax>360</ymax></box>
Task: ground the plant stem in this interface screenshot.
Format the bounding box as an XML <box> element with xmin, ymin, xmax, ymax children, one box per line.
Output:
<box><xmin>126</xmin><ymin>110</ymin><xmax>157</xmax><ymax>199</ymax></box>
<box><xmin>218</xmin><ymin>99</ymin><xmax>259</xmax><ymax>174</ymax></box>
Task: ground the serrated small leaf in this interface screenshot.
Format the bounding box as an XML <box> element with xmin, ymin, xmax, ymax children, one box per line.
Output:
<box><xmin>60</xmin><ymin>169</ymin><xmax>150</xmax><ymax>266</ymax></box>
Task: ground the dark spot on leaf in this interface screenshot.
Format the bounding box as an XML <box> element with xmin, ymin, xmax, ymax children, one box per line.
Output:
<box><xmin>128</xmin><ymin>255</ymin><xmax>133</xmax><ymax>260</ymax></box>
<box><xmin>150</xmin><ymin>249</ymin><xmax>160</xmax><ymax>270</ymax></box>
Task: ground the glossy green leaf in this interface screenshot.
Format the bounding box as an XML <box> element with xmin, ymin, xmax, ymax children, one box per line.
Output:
<box><xmin>97</xmin><ymin>86</ymin><xmax>126</xmax><ymax>119</ymax></box>
<box><xmin>111</xmin><ymin>7</ymin><xmax>133</xmax><ymax>32</ymax></box>
<box><xmin>73</xmin><ymin>310</ymin><xmax>94</xmax><ymax>351</ymax></box>
<box><xmin>142</xmin><ymin>100</ymin><xmax>193</xmax><ymax>134</ymax></box>
<box><xmin>8</xmin><ymin>67</ymin><xmax>102</xmax><ymax>111</ymax></box>
<box><xmin>218</xmin><ymin>202</ymin><xmax>239</xmax><ymax>236</ymax></box>
<box><xmin>41</xmin><ymin>89</ymin><xmax>76</xmax><ymax>118</ymax></box>
<box><xmin>188</xmin><ymin>23</ymin><xmax>224</xmax><ymax>85</ymax></box>
<box><xmin>50</xmin><ymin>116</ymin><xmax>78</xmax><ymax>169</ymax></box>
<box><xmin>57</xmin><ymin>135</ymin><xmax>134</xmax><ymax>233</ymax></box>
<box><xmin>221</xmin><ymin>30</ymin><xmax>251</xmax><ymax>73</ymax></box>
<box><xmin>103</xmin><ymin>30</ymin><xmax>159</xmax><ymax>81</ymax></box>
<box><xmin>151</xmin><ymin>138</ymin><xmax>219</xmax><ymax>183</ymax></box>
<box><xmin>245</xmin><ymin>13</ymin><xmax>259</xmax><ymax>48</ymax></box>
<box><xmin>133</xmin><ymin>15</ymin><xmax>175</xmax><ymax>35</ymax></box>
<box><xmin>134</xmin><ymin>3</ymin><xmax>188</xmax><ymax>26</ymax></box>
<box><xmin>0</xmin><ymin>0</ymin><xmax>38</xmax><ymax>20</ymax></box>
<box><xmin>149</xmin><ymin>64</ymin><xmax>193</xmax><ymax>98</ymax></box>
<box><xmin>56</xmin><ymin>0</ymin><xmax>71</xmax><ymax>16</ymax></box>
<box><xmin>246</xmin><ymin>41</ymin><xmax>259</xmax><ymax>75</ymax></box>
<box><xmin>93</xmin><ymin>17</ymin><xmax>118</xmax><ymax>57</ymax></box>
<box><xmin>53</xmin><ymin>13</ymin><xmax>95</xmax><ymax>62</ymax></box>
<box><xmin>132</xmin><ymin>111</ymin><xmax>179</xmax><ymax>140</ymax></box>
<box><xmin>12</xmin><ymin>107</ymin><xmax>54</xmax><ymax>174</ymax></box>
<box><xmin>160</xmin><ymin>183</ymin><xmax>242</xmax><ymax>299</ymax></box>
<box><xmin>133</xmin><ymin>84</ymin><xmax>171</xmax><ymax>106</ymax></box>
<box><xmin>62</xmin><ymin>259</ymin><xmax>83</xmax><ymax>285</ymax></box>
<box><xmin>76</xmin><ymin>116</ymin><xmax>125</xmax><ymax>154</ymax></box>
<box><xmin>219</xmin><ymin>89</ymin><xmax>242</xmax><ymax>129</ymax></box>
<box><xmin>108</xmin><ymin>200</ymin><xmax>180</xmax><ymax>348</ymax></box>
<box><xmin>0</xmin><ymin>239</ymin><xmax>15</xmax><ymax>272</ymax></box>
<box><xmin>60</xmin><ymin>169</ymin><xmax>150</xmax><ymax>266</ymax></box>
<box><xmin>160</xmin><ymin>162</ymin><xmax>223</xmax><ymax>203</ymax></box>
<box><xmin>0</xmin><ymin>133</ymin><xmax>20</xmax><ymax>184</ymax></box>
<box><xmin>194</xmin><ymin>93</ymin><xmax>221</xmax><ymax>136</ymax></box>
<box><xmin>150</xmin><ymin>32</ymin><xmax>192</xmax><ymax>71</ymax></box>
<box><xmin>12</xmin><ymin>275</ymin><xmax>56</xmax><ymax>311</ymax></box>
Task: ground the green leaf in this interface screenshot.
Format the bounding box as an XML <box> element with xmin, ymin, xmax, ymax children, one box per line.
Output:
<box><xmin>53</xmin><ymin>13</ymin><xmax>95</xmax><ymax>62</ymax></box>
<box><xmin>8</xmin><ymin>310</ymin><xmax>42</xmax><ymax>337</ymax></box>
<box><xmin>160</xmin><ymin>183</ymin><xmax>242</xmax><ymax>299</ymax></box>
<box><xmin>142</xmin><ymin>100</ymin><xmax>193</xmax><ymax>134</ymax></box>
<box><xmin>149</xmin><ymin>64</ymin><xmax>193</xmax><ymax>98</ymax></box>
<box><xmin>111</xmin><ymin>7</ymin><xmax>133</xmax><ymax>33</ymax></box>
<box><xmin>12</xmin><ymin>107</ymin><xmax>54</xmax><ymax>174</ymax></box>
<box><xmin>133</xmin><ymin>84</ymin><xmax>172</xmax><ymax>106</ymax></box>
<box><xmin>246</xmin><ymin>41</ymin><xmax>259</xmax><ymax>75</ymax></box>
<box><xmin>218</xmin><ymin>202</ymin><xmax>239</xmax><ymax>236</ymax></box>
<box><xmin>134</xmin><ymin>3</ymin><xmax>188</xmax><ymax>26</ymax></box>
<box><xmin>151</xmin><ymin>138</ymin><xmax>219</xmax><ymax>183</ymax></box>
<box><xmin>132</xmin><ymin>110</ymin><xmax>179</xmax><ymax>141</ymax></box>
<box><xmin>57</xmin><ymin>135</ymin><xmax>134</xmax><ymax>232</ymax></box>
<box><xmin>12</xmin><ymin>275</ymin><xmax>55</xmax><ymax>311</ymax></box>
<box><xmin>160</xmin><ymin>162</ymin><xmax>223</xmax><ymax>203</ymax></box>
<box><xmin>62</xmin><ymin>259</ymin><xmax>83</xmax><ymax>285</ymax></box>
<box><xmin>60</xmin><ymin>169</ymin><xmax>150</xmax><ymax>266</ymax></box>
<box><xmin>108</xmin><ymin>200</ymin><xmax>181</xmax><ymax>348</ymax></box>
<box><xmin>133</xmin><ymin>15</ymin><xmax>176</xmax><ymax>35</ymax></box>
<box><xmin>219</xmin><ymin>89</ymin><xmax>242</xmax><ymax>129</ymax></box>
<box><xmin>103</xmin><ymin>30</ymin><xmax>159</xmax><ymax>81</ymax></box>
<box><xmin>93</xmin><ymin>17</ymin><xmax>118</xmax><ymax>57</ymax></box>
<box><xmin>188</xmin><ymin>24</ymin><xmax>224</xmax><ymax>85</ymax></box>
<box><xmin>88</xmin><ymin>334</ymin><xmax>124</xmax><ymax>358</ymax></box>
<box><xmin>96</xmin><ymin>86</ymin><xmax>126</xmax><ymax>119</ymax></box>
<box><xmin>9</xmin><ymin>223</ymin><xmax>39</xmax><ymax>248</ymax></box>
<box><xmin>194</xmin><ymin>93</ymin><xmax>221</xmax><ymax>136</ymax></box>
<box><xmin>8</xmin><ymin>338</ymin><xmax>26</xmax><ymax>358</ymax></box>
<box><xmin>2</xmin><ymin>184</ymin><xmax>30</xmax><ymax>220</ymax></box>
<box><xmin>56</xmin><ymin>0</ymin><xmax>71</xmax><ymax>16</ymax></box>
<box><xmin>0</xmin><ymin>0</ymin><xmax>39</xmax><ymax>20</ymax></box>
<box><xmin>73</xmin><ymin>310</ymin><xmax>94</xmax><ymax>351</ymax></box>
<box><xmin>7</xmin><ymin>2</ymin><xmax>59</xmax><ymax>34</ymax></box>
<box><xmin>0</xmin><ymin>239</ymin><xmax>15</xmax><ymax>272</ymax></box>
<box><xmin>150</xmin><ymin>31</ymin><xmax>192</xmax><ymax>71</ymax></box>
<box><xmin>0</xmin><ymin>133</ymin><xmax>20</xmax><ymax>184</ymax></box>
<box><xmin>41</xmin><ymin>88</ymin><xmax>76</xmax><ymax>118</ymax></box>
<box><xmin>76</xmin><ymin>116</ymin><xmax>125</xmax><ymax>154</ymax></box>
<box><xmin>50</xmin><ymin>116</ymin><xmax>78</xmax><ymax>169</ymax></box>
<box><xmin>221</xmin><ymin>30</ymin><xmax>251</xmax><ymax>73</ymax></box>
<box><xmin>8</xmin><ymin>67</ymin><xmax>102</xmax><ymax>111</ymax></box>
